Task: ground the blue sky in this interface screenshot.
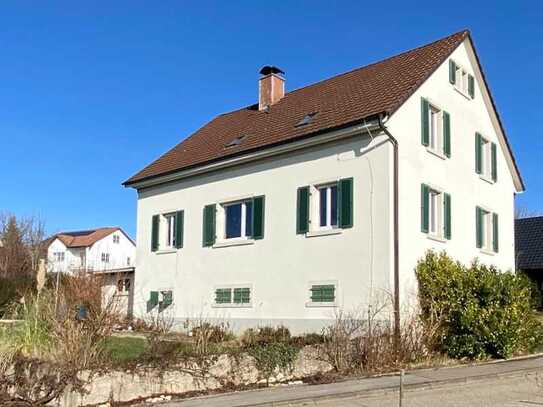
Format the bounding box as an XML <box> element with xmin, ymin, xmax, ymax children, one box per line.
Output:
<box><xmin>1</xmin><ymin>1</ymin><xmax>541</xmax><ymax>238</ymax></box>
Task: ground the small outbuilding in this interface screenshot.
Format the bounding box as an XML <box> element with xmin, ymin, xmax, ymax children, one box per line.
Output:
<box><xmin>515</xmin><ymin>216</ymin><xmax>543</xmax><ymax>293</ymax></box>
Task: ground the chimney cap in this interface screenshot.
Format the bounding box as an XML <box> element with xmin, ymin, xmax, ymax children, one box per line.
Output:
<box><xmin>259</xmin><ymin>65</ymin><xmax>285</xmax><ymax>76</ymax></box>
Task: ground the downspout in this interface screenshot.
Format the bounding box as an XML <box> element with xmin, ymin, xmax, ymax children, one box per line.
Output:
<box><xmin>377</xmin><ymin>114</ymin><xmax>401</xmax><ymax>346</ymax></box>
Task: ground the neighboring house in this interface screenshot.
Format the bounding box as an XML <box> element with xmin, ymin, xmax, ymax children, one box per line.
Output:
<box><xmin>123</xmin><ymin>30</ymin><xmax>524</xmax><ymax>333</ymax></box>
<box><xmin>515</xmin><ymin>217</ymin><xmax>543</xmax><ymax>291</ymax></box>
<box><xmin>47</xmin><ymin>227</ymin><xmax>136</xmax><ymax>317</ymax></box>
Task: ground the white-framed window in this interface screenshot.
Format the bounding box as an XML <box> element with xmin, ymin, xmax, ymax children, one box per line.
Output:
<box><xmin>428</xmin><ymin>104</ymin><xmax>443</xmax><ymax>154</ymax></box>
<box><xmin>476</xmin><ymin>207</ymin><xmax>498</xmax><ymax>253</ymax></box>
<box><xmin>421</xmin><ymin>184</ymin><xmax>451</xmax><ymax>241</ymax></box>
<box><xmin>455</xmin><ymin>66</ymin><xmax>469</xmax><ymax>95</ymax></box>
<box><xmin>450</xmin><ymin>59</ymin><xmax>475</xmax><ymax>98</ymax></box>
<box><xmin>54</xmin><ymin>252</ymin><xmax>65</xmax><ymax>262</ymax></box>
<box><xmin>428</xmin><ymin>189</ymin><xmax>443</xmax><ymax>237</ymax></box>
<box><xmin>112</xmin><ymin>235</ymin><xmax>120</xmax><ymax>244</ymax></box>
<box><xmin>213</xmin><ymin>285</ymin><xmax>252</xmax><ymax>307</ymax></box>
<box><xmin>317</xmin><ymin>183</ymin><xmax>338</xmax><ymax>229</ymax></box>
<box><xmin>475</xmin><ymin>132</ymin><xmax>497</xmax><ymax>183</ymax></box>
<box><xmin>101</xmin><ymin>253</ymin><xmax>110</xmax><ymax>263</ymax></box>
<box><xmin>223</xmin><ymin>200</ymin><xmax>253</xmax><ymax>240</ymax></box>
<box><xmin>164</xmin><ymin>213</ymin><xmax>177</xmax><ymax>248</ymax></box>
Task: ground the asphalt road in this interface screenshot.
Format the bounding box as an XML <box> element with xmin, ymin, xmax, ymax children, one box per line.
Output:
<box><xmin>312</xmin><ymin>372</ymin><xmax>543</xmax><ymax>407</ymax></box>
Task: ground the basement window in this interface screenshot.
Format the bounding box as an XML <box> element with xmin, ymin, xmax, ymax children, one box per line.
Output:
<box><xmin>295</xmin><ymin>112</ymin><xmax>318</xmax><ymax>127</ymax></box>
<box><xmin>213</xmin><ymin>286</ymin><xmax>252</xmax><ymax>307</ymax></box>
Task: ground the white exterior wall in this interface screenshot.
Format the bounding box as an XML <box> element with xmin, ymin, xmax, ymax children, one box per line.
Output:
<box><xmin>47</xmin><ymin>239</ymin><xmax>85</xmax><ymax>273</ymax></box>
<box><xmin>134</xmin><ymin>135</ymin><xmax>393</xmax><ymax>333</ymax></box>
<box><xmin>87</xmin><ymin>231</ymin><xmax>135</xmax><ymax>271</ymax></box>
<box><xmin>47</xmin><ymin>231</ymin><xmax>136</xmax><ymax>273</ymax></box>
<box><xmin>387</xmin><ymin>39</ymin><xmax>518</xmax><ymax>303</ymax></box>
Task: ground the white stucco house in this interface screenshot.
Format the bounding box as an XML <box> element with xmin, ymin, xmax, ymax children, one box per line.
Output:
<box><xmin>47</xmin><ymin>227</ymin><xmax>136</xmax><ymax>316</ymax></box>
<box><xmin>124</xmin><ymin>30</ymin><xmax>524</xmax><ymax>333</ymax></box>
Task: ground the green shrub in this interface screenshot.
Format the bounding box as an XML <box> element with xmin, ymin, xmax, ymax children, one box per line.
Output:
<box><xmin>240</xmin><ymin>325</ymin><xmax>291</xmax><ymax>347</ymax></box>
<box><xmin>416</xmin><ymin>251</ymin><xmax>543</xmax><ymax>359</ymax></box>
<box><xmin>248</xmin><ymin>342</ymin><xmax>299</xmax><ymax>384</ymax></box>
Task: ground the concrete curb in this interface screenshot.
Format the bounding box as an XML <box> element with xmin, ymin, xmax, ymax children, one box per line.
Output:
<box><xmin>248</xmin><ymin>366</ymin><xmax>543</xmax><ymax>406</ymax></box>
<box><xmin>164</xmin><ymin>354</ymin><xmax>543</xmax><ymax>406</ymax></box>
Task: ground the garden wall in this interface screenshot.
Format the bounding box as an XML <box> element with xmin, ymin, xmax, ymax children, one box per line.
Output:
<box><xmin>54</xmin><ymin>346</ymin><xmax>332</xmax><ymax>406</ymax></box>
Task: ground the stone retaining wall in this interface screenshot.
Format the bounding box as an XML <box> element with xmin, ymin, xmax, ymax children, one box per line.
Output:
<box><xmin>54</xmin><ymin>346</ymin><xmax>332</xmax><ymax>406</ymax></box>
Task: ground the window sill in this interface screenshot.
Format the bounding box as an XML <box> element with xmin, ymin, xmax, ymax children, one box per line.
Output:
<box><xmin>480</xmin><ymin>248</ymin><xmax>496</xmax><ymax>256</ymax></box>
<box><xmin>479</xmin><ymin>175</ymin><xmax>495</xmax><ymax>185</ymax></box>
<box><xmin>427</xmin><ymin>234</ymin><xmax>447</xmax><ymax>243</ymax></box>
<box><xmin>306</xmin><ymin>229</ymin><xmax>343</xmax><ymax>238</ymax></box>
<box><xmin>212</xmin><ymin>303</ymin><xmax>253</xmax><ymax>309</ymax></box>
<box><xmin>453</xmin><ymin>86</ymin><xmax>472</xmax><ymax>100</ymax></box>
<box><xmin>155</xmin><ymin>249</ymin><xmax>177</xmax><ymax>255</ymax></box>
<box><xmin>213</xmin><ymin>239</ymin><xmax>255</xmax><ymax>248</ymax></box>
<box><xmin>305</xmin><ymin>302</ymin><xmax>338</xmax><ymax>308</ymax></box>
<box><xmin>426</xmin><ymin>148</ymin><xmax>447</xmax><ymax>160</ymax></box>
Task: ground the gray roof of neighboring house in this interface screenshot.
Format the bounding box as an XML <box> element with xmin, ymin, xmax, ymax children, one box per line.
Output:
<box><xmin>515</xmin><ymin>216</ymin><xmax>543</xmax><ymax>270</ymax></box>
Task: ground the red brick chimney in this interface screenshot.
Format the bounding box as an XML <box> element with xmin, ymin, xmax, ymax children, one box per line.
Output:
<box><xmin>259</xmin><ymin>66</ymin><xmax>285</xmax><ymax>111</ymax></box>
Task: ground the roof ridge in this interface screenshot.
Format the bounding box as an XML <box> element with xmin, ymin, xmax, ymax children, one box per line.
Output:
<box><xmin>215</xmin><ymin>29</ymin><xmax>470</xmax><ymax>118</ymax></box>
<box><xmin>516</xmin><ymin>215</ymin><xmax>543</xmax><ymax>221</ymax></box>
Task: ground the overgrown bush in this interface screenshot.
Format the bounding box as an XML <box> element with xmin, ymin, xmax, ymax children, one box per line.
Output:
<box><xmin>240</xmin><ymin>325</ymin><xmax>291</xmax><ymax>347</ymax></box>
<box><xmin>416</xmin><ymin>251</ymin><xmax>543</xmax><ymax>359</ymax></box>
<box><xmin>0</xmin><ymin>273</ymin><xmax>118</xmax><ymax>405</ymax></box>
<box><xmin>319</xmin><ymin>297</ymin><xmax>435</xmax><ymax>374</ymax></box>
<box><xmin>247</xmin><ymin>342</ymin><xmax>299</xmax><ymax>385</ymax></box>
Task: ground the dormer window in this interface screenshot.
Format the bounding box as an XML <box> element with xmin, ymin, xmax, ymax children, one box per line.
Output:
<box><xmin>449</xmin><ymin>60</ymin><xmax>475</xmax><ymax>99</ymax></box>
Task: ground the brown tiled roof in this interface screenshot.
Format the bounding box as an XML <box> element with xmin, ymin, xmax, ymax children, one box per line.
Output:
<box><xmin>124</xmin><ymin>30</ymin><xmax>521</xmax><ymax>189</ymax></box>
<box><xmin>52</xmin><ymin>227</ymin><xmax>120</xmax><ymax>248</ymax></box>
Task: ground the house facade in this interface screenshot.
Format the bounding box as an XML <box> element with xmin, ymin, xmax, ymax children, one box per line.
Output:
<box><xmin>125</xmin><ymin>31</ymin><xmax>523</xmax><ymax>333</ymax></box>
<box><xmin>47</xmin><ymin>227</ymin><xmax>136</xmax><ymax>316</ymax></box>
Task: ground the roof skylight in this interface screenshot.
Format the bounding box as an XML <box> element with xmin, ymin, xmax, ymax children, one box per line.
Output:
<box><xmin>224</xmin><ymin>135</ymin><xmax>246</xmax><ymax>148</ymax></box>
<box><xmin>295</xmin><ymin>112</ymin><xmax>318</xmax><ymax>127</ymax></box>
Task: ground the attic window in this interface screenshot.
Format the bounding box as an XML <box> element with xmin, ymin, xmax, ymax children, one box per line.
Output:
<box><xmin>225</xmin><ymin>135</ymin><xmax>246</xmax><ymax>148</ymax></box>
<box><xmin>295</xmin><ymin>112</ymin><xmax>318</xmax><ymax>127</ymax></box>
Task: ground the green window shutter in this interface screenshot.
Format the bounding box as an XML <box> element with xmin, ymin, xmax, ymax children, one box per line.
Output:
<box><xmin>311</xmin><ymin>285</ymin><xmax>335</xmax><ymax>303</ymax></box>
<box><xmin>475</xmin><ymin>132</ymin><xmax>483</xmax><ymax>174</ymax></box>
<box><xmin>149</xmin><ymin>291</ymin><xmax>159</xmax><ymax>307</ymax></box>
<box><xmin>444</xmin><ymin>193</ymin><xmax>451</xmax><ymax>240</ymax></box>
<box><xmin>233</xmin><ymin>288</ymin><xmax>250</xmax><ymax>304</ymax></box>
<box><xmin>476</xmin><ymin>207</ymin><xmax>483</xmax><ymax>249</ymax></box>
<box><xmin>162</xmin><ymin>290</ymin><xmax>173</xmax><ymax>306</ymax></box>
<box><xmin>151</xmin><ymin>215</ymin><xmax>159</xmax><ymax>252</ymax></box>
<box><xmin>491</xmin><ymin>142</ymin><xmax>498</xmax><ymax>182</ymax></box>
<box><xmin>175</xmin><ymin>210</ymin><xmax>184</xmax><ymax>249</ymax></box>
<box><xmin>202</xmin><ymin>204</ymin><xmax>216</xmax><ymax>247</ymax></box>
<box><xmin>215</xmin><ymin>288</ymin><xmax>232</xmax><ymax>304</ymax></box>
<box><xmin>493</xmin><ymin>213</ymin><xmax>499</xmax><ymax>253</ymax></box>
<box><xmin>296</xmin><ymin>186</ymin><xmax>310</xmax><ymax>234</ymax></box>
<box><xmin>421</xmin><ymin>184</ymin><xmax>430</xmax><ymax>233</ymax></box>
<box><xmin>449</xmin><ymin>60</ymin><xmax>456</xmax><ymax>84</ymax></box>
<box><xmin>338</xmin><ymin>178</ymin><xmax>354</xmax><ymax>229</ymax></box>
<box><xmin>468</xmin><ymin>74</ymin><xmax>475</xmax><ymax>98</ymax></box>
<box><xmin>252</xmin><ymin>196</ymin><xmax>265</xmax><ymax>239</ymax></box>
<box><xmin>443</xmin><ymin>111</ymin><xmax>451</xmax><ymax>157</ymax></box>
<box><xmin>421</xmin><ymin>98</ymin><xmax>430</xmax><ymax>146</ymax></box>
